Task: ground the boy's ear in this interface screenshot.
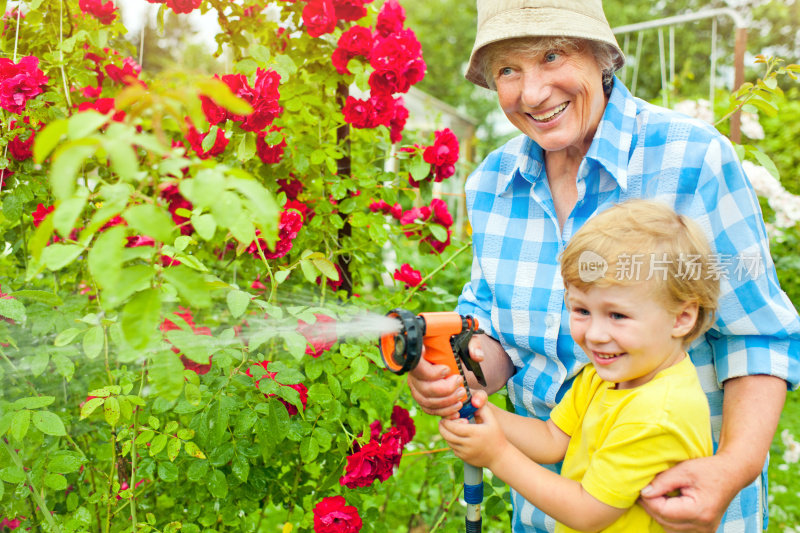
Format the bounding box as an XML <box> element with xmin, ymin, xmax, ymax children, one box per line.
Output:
<box><xmin>672</xmin><ymin>301</ymin><xmax>699</xmax><ymax>338</ymax></box>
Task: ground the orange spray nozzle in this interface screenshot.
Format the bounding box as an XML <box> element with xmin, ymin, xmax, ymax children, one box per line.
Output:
<box><xmin>379</xmin><ymin>309</ymin><xmax>486</xmax><ymax>391</ymax></box>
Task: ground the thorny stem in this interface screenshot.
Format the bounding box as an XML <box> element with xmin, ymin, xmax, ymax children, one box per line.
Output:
<box><xmin>1</xmin><ymin>440</ymin><xmax>62</xmax><ymax>532</ymax></box>
<box><xmin>399</xmin><ymin>241</ymin><xmax>472</xmax><ymax>307</ymax></box>
<box><xmin>429</xmin><ymin>483</ymin><xmax>462</xmax><ymax>533</ymax></box>
<box><xmin>59</xmin><ymin>0</ymin><xmax>73</xmax><ymax>109</ymax></box>
<box><xmin>128</xmin><ymin>360</ymin><xmax>148</xmax><ymax>531</ymax></box>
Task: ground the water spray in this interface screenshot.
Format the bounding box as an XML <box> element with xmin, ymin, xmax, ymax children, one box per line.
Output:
<box><xmin>379</xmin><ymin>308</ymin><xmax>486</xmax><ymax>533</ymax></box>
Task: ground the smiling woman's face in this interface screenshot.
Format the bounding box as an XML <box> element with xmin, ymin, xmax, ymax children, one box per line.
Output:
<box><xmin>490</xmin><ymin>43</ymin><xmax>607</xmax><ymax>158</ymax></box>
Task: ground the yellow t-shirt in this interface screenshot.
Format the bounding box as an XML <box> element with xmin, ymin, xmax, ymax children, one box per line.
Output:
<box><xmin>549</xmin><ymin>356</ymin><xmax>713</xmax><ymax>533</ymax></box>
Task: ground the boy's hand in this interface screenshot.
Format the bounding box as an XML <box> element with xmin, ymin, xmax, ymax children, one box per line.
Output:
<box><xmin>438</xmin><ymin>391</ymin><xmax>508</xmax><ymax>469</ymax></box>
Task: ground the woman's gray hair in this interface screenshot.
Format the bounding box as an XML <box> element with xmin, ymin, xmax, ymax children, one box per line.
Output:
<box><xmin>479</xmin><ymin>37</ymin><xmax>621</xmax><ymax>96</ymax></box>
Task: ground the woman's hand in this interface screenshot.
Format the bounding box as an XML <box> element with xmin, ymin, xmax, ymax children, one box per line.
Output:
<box><xmin>407</xmin><ymin>334</ymin><xmax>514</xmax><ymax>419</ymax></box>
<box><xmin>438</xmin><ymin>391</ymin><xmax>508</xmax><ymax>469</ymax></box>
<box><xmin>638</xmin><ymin>455</ymin><xmax>737</xmax><ymax>532</ymax></box>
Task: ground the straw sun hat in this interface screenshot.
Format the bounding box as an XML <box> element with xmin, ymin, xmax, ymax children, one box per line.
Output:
<box><xmin>465</xmin><ymin>0</ymin><xmax>625</xmax><ymax>89</ymax></box>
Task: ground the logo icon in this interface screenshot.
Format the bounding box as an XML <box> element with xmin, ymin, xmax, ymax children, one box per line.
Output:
<box><xmin>578</xmin><ymin>250</ymin><xmax>608</xmax><ymax>282</ymax></box>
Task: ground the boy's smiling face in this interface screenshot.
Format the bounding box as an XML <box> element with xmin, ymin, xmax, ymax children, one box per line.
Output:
<box><xmin>566</xmin><ymin>282</ymin><xmax>698</xmax><ymax>389</ymax></box>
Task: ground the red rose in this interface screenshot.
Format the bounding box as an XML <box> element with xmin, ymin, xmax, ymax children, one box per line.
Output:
<box><xmin>369</xmin><ymin>30</ymin><xmax>425</xmax><ymax>95</ymax></box>
<box><xmin>185</xmin><ymin>122</ymin><xmax>229</xmax><ymax>159</ymax></box>
<box><xmin>31</xmin><ymin>203</ymin><xmax>54</xmax><ymax>228</ymax></box>
<box><xmin>0</xmin><ymin>517</ymin><xmax>23</xmax><ymax>530</ymax></box>
<box><xmin>77</xmin><ymin>97</ymin><xmax>126</xmax><ymax>122</ymax></box>
<box><xmin>375</xmin><ymin>0</ymin><xmax>405</xmax><ymax>37</ymax></box>
<box><xmin>342</xmin><ymin>96</ymin><xmax>375</xmax><ymax>129</ymax></box>
<box><xmin>424</xmin><ymin>128</ymin><xmax>459</xmax><ymax>181</ymax></box>
<box><xmin>284</xmin><ymin>199</ymin><xmax>312</xmax><ymax>223</ymax></box>
<box><xmin>389</xmin><ymin>97</ymin><xmax>408</xmax><ymax>143</ymax></box>
<box><xmin>332</xmin><ymin>25</ymin><xmax>373</xmax><ymax>74</ymax></box>
<box><xmin>0</xmin><ymin>56</ymin><xmax>49</xmax><ymax>114</ymax></box>
<box><xmin>313</xmin><ymin>496</ymin><xmax>362</xmax><ymax>533</ymax></box>
<box><xmin>200</xmin><ymin>93</ymin><xmax>228</xmax><ymax>126</ymax></box>
<box><xmin>277</xmin><ymin>177</ymin><xmax>303</xmax><ymax>200</ymax></box>
<box><xmin>256</xmin><ymin>127</ymin><xmax>286</xmax><ymax>164</ymax></box>
<box><xmin>105</xmin><ymin>56</ymin><xmax>142</xmax><ymax>86</ymax></box>
<box><xmin>165</xmin><ymin>0</ymin><xmax>202</xmax><ymax>14</ymax></box>
<box><xmin>333</xmin><ymin>0</ymin><xmax>368</xmax><ymax>22</ymax></box>
<box><xmin>8</xmin><ymin>121</ymin><xmax>34</xmax><ymax>161</ymax></box>
<box><xmin>393</xmin><ymin>263</ymin><xmax>423</xmax><ymax>289</ymax></box>
<box><xmin>296</xmin><ymin>313</ymin><xmax>337</xmax><ymax>357</ymax></box>
<box><xmin>430</xmin><ymin>198</ymin><xmax>453</xmax><ymax>228</ymax></box>
<box><xmin>391</xmin><ymin>405</ymin><xmax>416</xmax><ymax>446</ymax></box>
<box><xmin>247</xmin><ymin>208</ymin><xmax>303</xmax><ymax>259</ymax></box>
<box><xmin>161</xmin><ymin>308</ymin><xmax>213</xmax><ymax>374</ymax></box>
<box><xmin>221</xmin><ymin>69</ymin><xmax>282</xmax><ymax>132</ymax></box>
<box><xmin>160</xmin><ymin>184</ymin><xmax>194</xmax><ymax>235</ymax></box>
<box><xmin>424</xmin><ymin>229</ymin><xmax>451</xmax><ymax>254</ymax></box>
<box><xmin>78</xmin><ymin>0</ymin><xmax>117</xmax><ymax>24</ymax></box>
<box><xmin>302</xmin><ymin>0</ymin><xmax>337</xmax><ymax>38</ymax></box>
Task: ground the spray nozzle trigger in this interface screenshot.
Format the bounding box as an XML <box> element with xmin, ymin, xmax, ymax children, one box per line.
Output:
<box><xmin>451</xmin><ymin>318</ymin><xmax>487</xmax><ymax>387</ymax></box>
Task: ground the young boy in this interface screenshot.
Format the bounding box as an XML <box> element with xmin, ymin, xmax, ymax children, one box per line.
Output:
<box><xmin>439</xmin><ymin>200</ymin><xmax>720</xmax><ymax>532</ymax></box>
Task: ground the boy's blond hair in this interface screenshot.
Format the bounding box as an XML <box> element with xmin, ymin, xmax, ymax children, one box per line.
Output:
<box><xmin>560</xmin><ymin>200</ymin><xmax>720</xmax><ymax>345</ymax></box>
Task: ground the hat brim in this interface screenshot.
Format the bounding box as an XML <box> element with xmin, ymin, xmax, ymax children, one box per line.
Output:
<box><xmin>465</xmin><ymin>6</ymin><xmax>624</xmax><ymax>89</ymax></box>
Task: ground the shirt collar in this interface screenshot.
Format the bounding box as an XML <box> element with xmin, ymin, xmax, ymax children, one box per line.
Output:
<box><xmin>500</xmin><ymin>76</ymin><xmax>637</xmax><ymax>195</ymax></box>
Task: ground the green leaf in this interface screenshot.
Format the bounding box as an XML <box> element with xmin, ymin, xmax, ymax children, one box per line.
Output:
<box><xmin>226</xmin><ymin>290</ymin><xmax>250</xmax><ymax>318</ymax></box>
<box><xmin>88</xmin><ymin>225</ymin><xmax>126</xmax><ymax>291</ymax></box>
<box><xmin>237</xmin><ymin>132</ymin><xmax>256</xmax><ymax>162</ymax></box>
<box><xmin>207</xmin><ymin>469</ymin><xmax>228</xmax><ymax>499</ymax></box>
<box><xmin>190</xmin><ymin>213</ymin><xmax>216</xmax><ymax>241</ymax></box>
<box><xmin>312</xmin><ymin>257</ymin><xmax>340</xmax><ymax>281</ymax></box>
<box><xmin>10</xmin><ymin>290</ymin><xmax>63</xmax><ymax>306</ymax></box>
<box><xmin>13</xmin><ymin>396</ymin><xmax>55</xmax><ymax>410</ymax></box>
<box><xmin>48</xmin><ymin>451</ymin><xmax>85</xmax><ymax>474</ymax></box>
<box><xmin>0</xmin><ymin>298</ymin><xmax>25</xmax><ymax>324</ymax></box>
<box><xmin>148</xmin><ymin>349</ymin><xmax>184</xmax><ymax>402</ymax></box>
<box><xmin>165</xmin><ymin>329</ymin><xmax>212</xmax><ymax>364</ymax></box>
<box><xmin>349</xmin><ymin>356</ymin><xmax>369</xmax><ymax>384</ymax></box>
<box><xmin>52</xmin><ymin>352</ymin><xmax>75</xmax><ymax>381</ymax></box>
<box><xmin>52</xmin><ymin>190</ymin><xmax>89</xmax><ymax>238</ymax></box>
<box><xmin>157</xmin><ymin>461</ymin><xmax>179</xmax><ymax>483</ymax></box>
<box><xmin>162</xmin><ymin>266</ymin><xmax>211</xmax><ymax>308</ymax></box>
<box><xmin>227</xmin><ymin>176</ymin><xmax>279</xmax><ymax>232</ymax></box>
<box><xmin>42</xmin><ymin>244</ymin><xmax>84</xmax><ymax>271</ymax></box>
<box><xmin>33</xmin><ymin>119</ymin><xmax>68</xmax><ymax>163</ymax></box>
<box><xmin>283</xmin><ymin>331</ymin><xmax>308</xmax><ymax>360</ymax></box>
<box><xmin>177</xmin><ymin>428</ymin><xmax>194</xmax><ymax>440</ymax></box>
<box><xmin>80</xmin><ymin>397</ymin><xmax>105</xmax><ymax>419</ymax></box>
<box><xmin>752</xmin><ymin>149</ymin><xmax>780</xmax><ymax>180</ymax></box>
<box><xmin>167</xmin><ymin>437</ymin><xmax>181</xmax><ymax>462</ymax></box>
<box><xmin>300</xmin><ymin>438</ymin><xmax>319</xmax><ymax>462</ymax></box>
<box><xmin>32</xmin><ymin>411</ymin><xmax>66</xmax><ymax>436</ymax></box>
<box><xmin>121</xmin><ymin>288</ymin><xmax>161</xmax><ymax>350</ymax></box>
<box><xmin>184</xmin><ymin>441</ymin><xmax>206</xmax><ymax>459</ymax></box>
<box><xmin>0</xmin><ymin>467</ymin><xmax>25</xmax><ymax>484</ymax></box>
<box><xmin>68</xmin><ymin>110</ymin><xmax>109</xmax><ymax>140</ymax></box>
<box><xmin>428</xmin><ymin>223</ymin><xmax>448</xmax><ymax>242</ymax></box>
<box><xmin>232</xmin><ymin>454</ymin><xmax>249</xmax><ymax>483</ymax></box>
<box><xmin>83</xmin><ymin>325</ymin><xmax>105</xmax><ymax>359</ymax></box>
<box><xmin>181</xmin><ymin>169</ymin><xmax>226</xmax><ymax>210</ymax></box>
<box><xmin>30</xmin><ymin>350</ymin><xmax>49</xmax><ymax>377</ymax></box>
<box><xmin>103</xmin><ymin>397</ymin><xmax>120</xmax><ymax>427</ymax></box>
<box><xmin>54</xmin><ymin>328</ymin><xmax>83</xmax><ymax>347</ymax></box>
<box><xmin>9</xmin><ymin>409</ymin><xmax>30</xmax><ymax>442</ymax></box>
<box><xmin>409</xmin><ymin>156</ymin><xmax>430</xmax><ymax>183</ymax></box>
<box><xmin>107</xmin><ymin>138</ymin><xmax>140</xmax><ymax>182</ymax></box>
<box><xmin>123</xmin><ymin>204</ymin><xmax>176</xmax><ymax>244</ymax></box>
<box><xmin>44</xmin><ymin>473</ymin><xmax>68</xmax><ymax>491</ymax></box>
<box><xmin>50</xmin><ymin>142</ymin><xmax>98</xmax><ymax>200</ymax></box>
<box><xmin>150</xmin><ymin>433</ymin><xmax>168</xmax><ymax>456</ymax></box>
<box><xmin>299</xmin><ymin>259</ymin><xmax>318</xmax><ymax>283</ymax></box>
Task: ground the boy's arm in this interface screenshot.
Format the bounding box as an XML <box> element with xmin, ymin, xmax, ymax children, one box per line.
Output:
<box><xmin>440</xmin><ymin>400</ymin><xmax>626</xmax><ymax>531</ymax></box>
<box><xmin>486</xmin><ymin>400</ymin><xmax>570</xmax><ymax>465</ymax></box>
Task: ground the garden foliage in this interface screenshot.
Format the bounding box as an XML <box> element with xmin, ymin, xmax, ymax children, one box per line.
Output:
<box><xmin>0</xmin><ymin>1</ymin><xmax>508</xmax><ymax>531</ymax></box>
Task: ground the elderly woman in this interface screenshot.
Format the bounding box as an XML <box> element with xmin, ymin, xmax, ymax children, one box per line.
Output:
<box><xmin>408</xmin><ymin>1</ymin><xmax>800</xmax><ymax>532</ymax></box>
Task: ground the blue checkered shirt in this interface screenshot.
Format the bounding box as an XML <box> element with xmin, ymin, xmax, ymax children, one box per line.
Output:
<box><xmin>456</xmin><ymin>78</ymin><xmax>800</xmax><ymax>532</ymax></box>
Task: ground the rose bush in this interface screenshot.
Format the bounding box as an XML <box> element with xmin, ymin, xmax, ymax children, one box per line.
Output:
<box><xmin>0</xmin><ymin>1</ymin><xmax>511</xmax><ymax>531</ymax></box>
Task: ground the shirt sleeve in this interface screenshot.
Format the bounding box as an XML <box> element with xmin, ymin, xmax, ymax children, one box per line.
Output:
<box><xmin>580</xmin><ymin>423</ymin><xmax>696</xmax><ymax>509</ymax></box>
<box><xmin>549</xmin><ymin>368</ymin><xmax>597</xmax><ymax>437</ymax></box>
<box><xmin>688</xmin><ymin>135</ymin><xmax>800</xmax><ymax>389</ymax></box>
